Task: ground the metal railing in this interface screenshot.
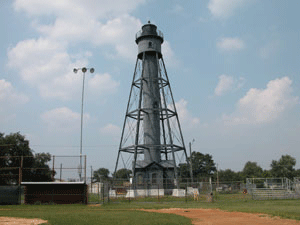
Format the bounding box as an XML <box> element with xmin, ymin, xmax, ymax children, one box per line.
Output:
<box><xmin>246</xmin><ymin>177</ymin><xmax>300</xmax><ymax>200</ymax></box>
<box><xmin>135</xmin><ymin>29</ymin><xmax>164</xmax><ymax>40</ymax></box>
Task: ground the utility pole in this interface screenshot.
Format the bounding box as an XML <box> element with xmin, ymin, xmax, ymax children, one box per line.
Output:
<box><xmin>91</xmin><ymin>166</ymin><xmax>93</xmax><ymax>183</ymax></box>
<box><xmin>217</xmin><ymin>164</ymin><xmax>219</xmax><ymax>189</ymax></box>
<box><xmin>189</xmin><ymin>139</ymin><xmax>195</xmax><ymax>183</ymax></box>
<box><xmin>91</xmin><ymin>166</ymin><xmax>93</xmax><ymax>193</ymax></box>
<box><xmin>60</xmin><ymin>163</ymin><xmax>62</xmax><ymax>181</ymax></box>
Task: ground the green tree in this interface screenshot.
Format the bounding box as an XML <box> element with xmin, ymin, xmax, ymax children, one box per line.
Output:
<box><xmin>178</xmin><ymin>152</ymin><xmax>216</xmax><ymax>180</ymax></box>
<box><xmin>216</xmin><ymin>169</ymin><xmax>242</xmax><ymax>182</ymax></box>
<box><xmin>270</xmin><ymin>155</ymin><xmax>296</xmax><ymax>179</ymax></box>
<box><xmin>93</xmin><ymin>168</ymin><xmax>110</xmax><ymax>182</ymax></box>
<box><xmin>242</xmin><ymin>161</ymin><xmax>263</xmax><ymax>179</ymax></box>
<box><xmin>261</xmin><ymin>169</ymin><xmax>272</xmax><ymax>178</ymax></box>
<box><xmin>178</xmin><ymin>163</ymin><xmax>190</xmax><ymax>179</ymax></box>
<box><xmin>190</xmin><ymin>152</ymin><xmax>216</xmax><ymax>179</ymax></box>
<box><xmin>30</xmin><ymin>153</ymin><xmax>53</xmax><ymax>182</ymax></box>
<box><xmin>113</xmin><ymin>168</ymin><xmax>132</xmax><ymax>180</ymax></box>
<box><xmin>0</xmin><ymin>132</ymin><xmax>53</xmax><ymax>184</ymax></box>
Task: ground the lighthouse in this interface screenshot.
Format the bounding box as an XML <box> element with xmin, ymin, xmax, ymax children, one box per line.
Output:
<box><xmin>115</xmin><ymin>22</ymin><xmax>189</xmax><ymax>190</ymax></box>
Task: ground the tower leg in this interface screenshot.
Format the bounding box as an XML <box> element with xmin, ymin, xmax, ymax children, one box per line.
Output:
<box><xmin>157</xmin><ymin>54</ymin><xmax>179</xmax><ymax>188</ymax></box>
<box><xmin>133</xmin><ymin>52</ymin><xmax>146</xmax><ymax>179</ymax></box>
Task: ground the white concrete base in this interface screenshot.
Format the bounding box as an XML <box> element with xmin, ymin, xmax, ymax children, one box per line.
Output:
<box><xmin>88</xmin><ymin>182</ymin><xmax>103</xmax><ymax>194</ymax></box>
<box><xmin>187</xmin><ymin>187</ymin><xmax>199</xmax><ymax>196</ymax></box>
<box><xmin>172</xmin><ymin>189</ymin><xmax>186</xmax><ymax>197</ymax></box>
<box><xmin>125</xmin><ymin>190</ymin><xmax>136</xmax><ymax>198</ymax></box>
<box><xmin>125</xmin><ymin>189</ymin><xmax>165</xmax><ymax>198</ymax></box>
<box><xmin>109</xmin><ymin>189</ymin><xmax>116</xmax><ymax>197</ymax></box>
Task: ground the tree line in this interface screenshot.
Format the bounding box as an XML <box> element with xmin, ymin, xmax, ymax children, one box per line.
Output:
<box><xmin>216</xmin><ymin>155</ymin><xmax>300</xmax><ymax>182</ymax></box>
<box><xmin>1</xmin><ymin>132</ymin><xmax>299</xmax><ymax>184</ymax></box>
<box><xmin>0</xmin><ymin>132</ymin><xmax>53</xmax><ymax>185</ymax></box>
<box><xmin>180</xmin><ymin>152</ymin><xmax>300</xmax><ymax>182</ymax></box>
<box><xmin>94</xmin><ymin>152</ymin><xmax>300</xmax><ymax>182</ymax></box>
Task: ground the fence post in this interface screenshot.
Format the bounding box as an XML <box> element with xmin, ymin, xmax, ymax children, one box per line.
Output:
<box><xmin>157</xmin><ymin>183</ymin><xmax>159</xmax><ymax>202</ymax></box>
<box><xmin>97</xmin><ymin>182</ymin><xmax>100</xmax><ymax>204</ymax></box>
<box><xmin>18</xmin><ymin>156</ymin><xmax>23</xmax><ymax>205</ymax></box>
<box><xmin>185</xmin><ymin>184</ymin><xmax>187</xmax><ymax>203</ymax></box>
<box><xmin>60</xmin><ymin>163</ymin><xmax>62</xmax><ymax>181</ymax></box>
<box><xmin>107</xmin><ymin>183</ymin><xmax>110</xmax><ymax>203</ymax></box>
<box><xmin>84</xmin><ymin>155</ymin><xmax>87</xmax><ymax>183</ymax></box>
<box><xmin>19</xmin><ymin>156</ymin><xmax>23</xmax><ymax>185</ymax></box>
<box><xmin>52</xmin><ymin>155</ymin><xmax>55</xmax><ymax>181</ymax></box>
<box><xmin>18</xmin><ymin>185</ymin><xmax>22</xmax><ymax>205</ymax></box>
<box><xmin>102</xmin><ymin>183</ymin><xmax>104</xmax><ymax>204</ymax></box>
<box><xmin>90</xmin><ymin>166</ymin><xmax>93</xmax><ymax>194</ymax></box>
<box><xmin>128</xmin><ymin>183</ymin><xmax>131</xmax><ymax>204</ymax></box>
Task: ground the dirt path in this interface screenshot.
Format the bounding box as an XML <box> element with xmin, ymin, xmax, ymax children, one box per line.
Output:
<box><xmin>0</xmin><ymin>217</ymin><xmax>48</xmax><ymax>225</ymax></box>
<box><xmin>142</xmin><ymin>208</ymin><xmax>300</xmax><ymax>225</ymax></box>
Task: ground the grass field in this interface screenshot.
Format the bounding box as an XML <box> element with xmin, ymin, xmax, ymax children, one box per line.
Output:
<box><xmin>0</xmin><ymin>194</ymin><xmax>300</xmax><ymax>224</ymax></box>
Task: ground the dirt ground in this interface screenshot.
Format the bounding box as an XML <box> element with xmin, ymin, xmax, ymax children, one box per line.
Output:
<box><xmin>1</xmin><ymin>208</ymin><xmax>300</xmax><ymax>224</ymax></box>
<box><xmin>142</xmin><ymin>208</ymin><xmax>300</xmax><ymax>225</ymax></box>
<box><xmin>0</xmin><ymin>217</ymin><xmax>48</xmax><ymax>225</ymax></box>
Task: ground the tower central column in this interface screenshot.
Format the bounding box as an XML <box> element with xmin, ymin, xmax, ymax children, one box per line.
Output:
<box><xmin>143</xmin><ymin>53</ymin><xmax>161</xmax><ymax>163</ymax></box>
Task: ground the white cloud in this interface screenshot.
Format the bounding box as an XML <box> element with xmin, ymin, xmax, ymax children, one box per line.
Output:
<box><xmin>8</xmin><ymin>0</ymin><xmax>177</xmax><ymax>102</ymax></box>
<box><xmin>41</xmin><ymin>107</ymin><xmax>90</xmax><ymax>132</ymax></box>
<box><xmin>88</xmin><ymin>73</ymin><xmax>120</xmax><ymax>96</ymax></box>
<box><xmin>169</xmin><ymin>4</ymin><xmax>184</xmax><ymax>14</ymax></box>
<box><xmin>14</xmin><ymin>0</ymin><xmax>143</xmax><ymax>61</ymax></box>
<box><xmin>215</xmin><ymin>75</ymin><xmax>234</xmax><ymax>96</ymax></box>
<box><xmin>175</xmin><ymin>99</ymin><xmax>200</xmax><ymax>128</ymax></box>
<box><xmin>100</xmin><ymin>124</ymin><xmax>121</xmax><ymax>136</ymax></box>
<box><xmin>259</xmin><ymin>40</ymin><xmax>280</xmax><ymax>59</ymax></box>
<box><xmin>217</xmin><ymin>37</ymin><xmax>245</xmax><ymax>51</ymax></box>
<box><xmin>35</xmin><ymin>14</ymin><xmax>141</xmax><ymax>60</ymax></box>
<box><xmin>7</xmin><ymin>38</ymin><xmax>66</xmax><ymax>83</ymax></box>
<box><xmin>14</xmin><ymin>0</ymin><xmax>145</xmax><ymax>18</ymax></box>
<box><xmin>215</xmin><ymin>75</ymin><xmax>245</xmax><ymax>96</ymax></box>
<box><xmin>7</xmin><ymin>0</ymin><xmax>150</xmax><ymax>101</ymax></box>
<box><xmin>0</xmin><ymin>79</ymin><xmax>29</xmax><ymax>106</ymax></box>
<box><xmin>223</xmin><ymin>77</ymin><xmax>299</xmax><ymax>125</ymax></box>
<box><xmin>208</xmin><ymin>0</ymin><xmax>251</xmax><ymax>19</ymax></box>
<box><xmin>7</xmin><ymin>38</ymin><xmax>84</xmax><ymax>100</ymax></box>
<box><xmin>162</xmin><ymin>41</ymin><xmax>180</xmax><ymax>67</ymax></box>
<box><xmin>0</xmin><ymin>79</ymin><xmax>28</xmax><ymax>124</ymax></box>
<box><xmin>7</xmin><ymin>38</ymin><xmax>120</xmax><ymax>100</ymax></box>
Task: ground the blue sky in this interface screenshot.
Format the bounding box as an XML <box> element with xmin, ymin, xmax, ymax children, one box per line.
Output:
<box><xmin>1</xmin><ymin>0</ymin><xmax>300</xmax><ymax>178</ymax></box>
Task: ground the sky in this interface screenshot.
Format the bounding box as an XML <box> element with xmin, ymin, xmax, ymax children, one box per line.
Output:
<box><xmin>1</xmin><ymin>0</ymin><xmax>300</xmax><ymax>179</ymax></box>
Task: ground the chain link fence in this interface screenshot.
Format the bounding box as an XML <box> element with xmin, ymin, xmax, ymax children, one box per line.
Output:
<box><xmin>88</xmin><ymin>178</ymin><xmax>248</xmax><ymax>204</ymax></box>
<box><xmin>0</xmin><ymin>155</ymin><xmax>87</xmax><ymax>205</ymax></box>
<box><xmin>0</xmin><ymin>155</ymin><xmax>87</xmax><ymax>184</ymax></box>
<box><xmin>246</xmin><ymin>177</ymin><xmax>300</xmax><ymax>200</ymax></box>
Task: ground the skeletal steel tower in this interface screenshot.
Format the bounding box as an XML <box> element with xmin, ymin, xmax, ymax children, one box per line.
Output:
<box><xmin>114</xmin><ymin>22</ymin><xmax>189</xmax><ymax>188</ymax></box>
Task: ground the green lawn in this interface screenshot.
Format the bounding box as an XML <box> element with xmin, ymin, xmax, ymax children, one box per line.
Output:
<box><xmin>0</xmin><ymin>194</ymin><xmax>300</xmax><ymax>224</ymax></box>
<box><xmin>101</xmin><ymin>197</ymin><xmax>300</xmax><ymax>221</ymax></box>
<box><xmin>0</xmin><ymin>205</ymin><xmax>191</xmax><ymax>225</ymax></box>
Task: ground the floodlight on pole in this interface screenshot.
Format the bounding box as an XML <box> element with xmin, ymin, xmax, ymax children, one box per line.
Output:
<box><xmin>73</xmin><ymin>67</ymin><xmax>94</xmax><ymax>181</ymax></box>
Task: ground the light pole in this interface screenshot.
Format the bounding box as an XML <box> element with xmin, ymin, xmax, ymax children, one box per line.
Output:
<box><xmin>73</xmin><ymin>67</ymin><xmax>94</xmax><ymax>181</ymax></box>
<box><xmin>189</xmin><ymin>139</ymin><xmax>195</xmax><ymax>183</ymax></box>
